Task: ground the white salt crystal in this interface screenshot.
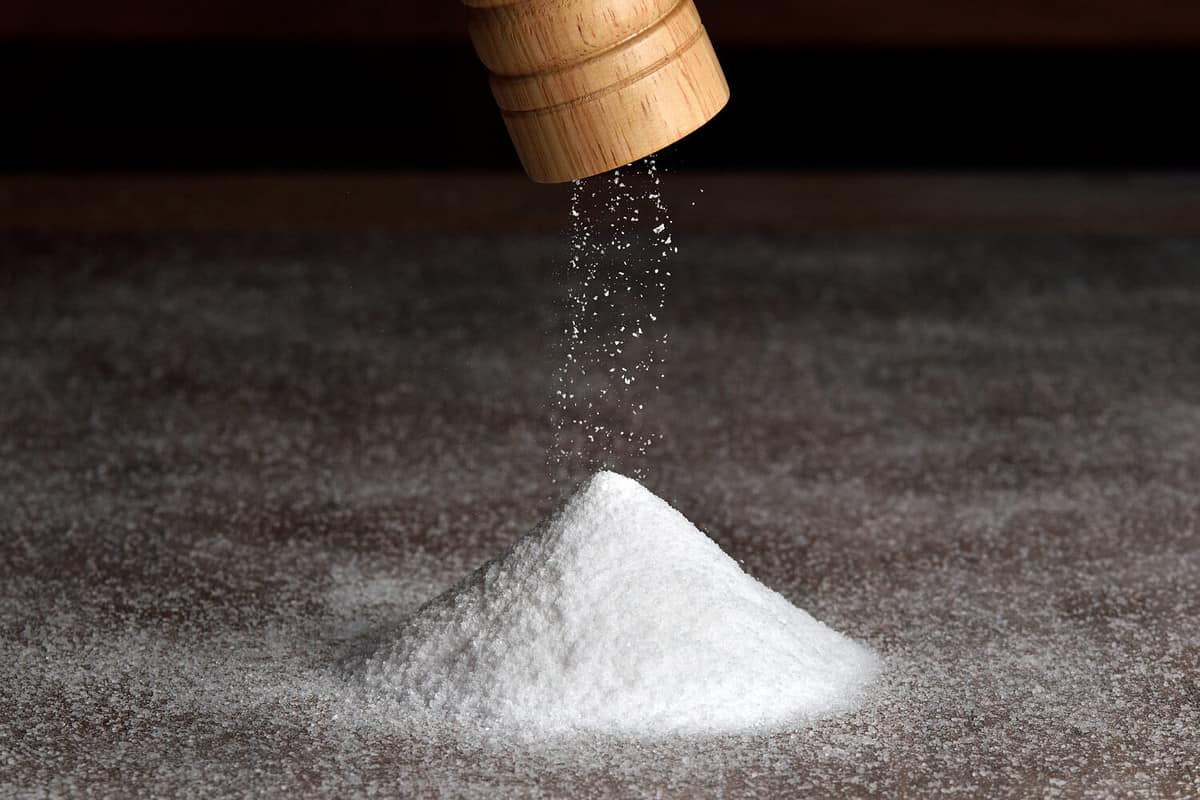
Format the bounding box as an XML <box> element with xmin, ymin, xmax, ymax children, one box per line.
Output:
<box><xmin>358</xmin><ymin>471</ymin><xmax>879</xmax><ymax>738</ymax></box>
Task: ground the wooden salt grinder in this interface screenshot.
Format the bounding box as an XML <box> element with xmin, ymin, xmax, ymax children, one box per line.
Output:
<box><xmin>463</xmin><ymin>0</ymin><xmax>730</xmax><ymax>183</ymax></box>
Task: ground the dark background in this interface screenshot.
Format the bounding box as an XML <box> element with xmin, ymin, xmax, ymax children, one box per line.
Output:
<box><xmin>4</xmin><ymin>0</ymin><xmax>1200</xmax><ymax>172</ymax></box>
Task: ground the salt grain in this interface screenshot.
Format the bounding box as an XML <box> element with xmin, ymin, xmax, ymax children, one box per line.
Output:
<box><xmin>357</xmin><ymin>471</ymin><xmax>879</xmax><ymax>738</ymax></box>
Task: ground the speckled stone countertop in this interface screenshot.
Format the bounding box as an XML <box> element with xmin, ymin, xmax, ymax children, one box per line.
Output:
<box><xmin>2</xmin><ymin>229</ymin><xmax>1197</xmax><ymax>798</ymax></box>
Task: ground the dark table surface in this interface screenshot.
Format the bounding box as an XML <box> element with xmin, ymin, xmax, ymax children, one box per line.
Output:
<box><xmin>2</xmin><ymin>174</ymin><xmax>1198</xmax><ymax>798</ymax></box>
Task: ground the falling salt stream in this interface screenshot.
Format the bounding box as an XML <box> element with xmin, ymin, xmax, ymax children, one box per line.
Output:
<box><xmin>547</xmin><ymin>157</ymin><xmax>675</xmax><ymax>488</ymax></box>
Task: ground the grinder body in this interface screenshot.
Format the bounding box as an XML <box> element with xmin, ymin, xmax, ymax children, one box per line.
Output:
<box><xmin>464</xmin><ymin>0</ymin><xmax>730</xmax><ymax>183</ymax></box>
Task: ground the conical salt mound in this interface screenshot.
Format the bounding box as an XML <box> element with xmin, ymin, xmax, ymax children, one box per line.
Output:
<box><xmin>359</xmin><ymin>471</ymin><xmax>879</xmax><ymax>736</ymax></box>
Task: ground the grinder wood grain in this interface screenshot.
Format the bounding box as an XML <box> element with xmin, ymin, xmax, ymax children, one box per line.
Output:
<box><xmin>463</xmin><ymin>0</ymin><xmax>729</xmax><ymax>183</ymax></box>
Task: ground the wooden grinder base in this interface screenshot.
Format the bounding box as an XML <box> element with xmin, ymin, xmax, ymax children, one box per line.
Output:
<box><xmin>464</xmin><ymin>0</ymin><xmax>730</xmax><ymax>183</ymax></box>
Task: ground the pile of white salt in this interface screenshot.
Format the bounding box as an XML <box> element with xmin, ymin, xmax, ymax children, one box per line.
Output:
<box><xmin>358</xmin><ymin>471</ymin><xmax>879</xmax><ymax>737</ymax></box>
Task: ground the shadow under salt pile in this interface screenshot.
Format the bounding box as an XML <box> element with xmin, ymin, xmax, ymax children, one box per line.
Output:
<box><xmin>358</xmin><ymin>471</ymin><xmax>879</xmax><ymax>737</ymax></box>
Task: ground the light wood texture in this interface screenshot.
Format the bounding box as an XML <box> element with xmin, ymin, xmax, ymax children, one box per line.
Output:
<box><xmin>464</xmin><ymin>0</ymin><xmax>730</xmax><ymax>183</ymax></box>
